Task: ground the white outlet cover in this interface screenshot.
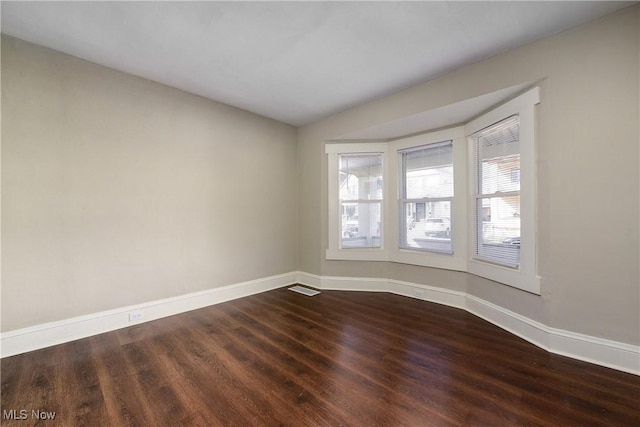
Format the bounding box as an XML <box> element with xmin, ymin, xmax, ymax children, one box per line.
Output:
<box><xmin>129</xmin><ymin>312</ymin><xmax>144</xmax><ymax>322</ymax></box>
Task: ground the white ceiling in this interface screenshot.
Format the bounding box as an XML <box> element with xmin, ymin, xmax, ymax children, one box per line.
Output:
<box><xmin>1</xmin><ymin>1</ymin><xmax>634</xmax><ymax>126</ymax></box>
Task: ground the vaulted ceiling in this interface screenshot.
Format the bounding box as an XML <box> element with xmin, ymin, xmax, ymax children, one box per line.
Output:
<box><xmin>1</xmin><ymin>1</ymin><xmax>634</xmax><ymax>126</ymax></box>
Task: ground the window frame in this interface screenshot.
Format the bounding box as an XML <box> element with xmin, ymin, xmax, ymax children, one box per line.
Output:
<box><xmin>471</xmin><ymin>115</ymin><xmax>522</xmax><ymax>268</ymax></box>
<box><xmin>338</xmin><ymin>152</ymin><xmax>384</xmax><ymax>249</ymax></box>
<box><xmin>465</xmin><ymin>87</ymin><xmax>540</xmax><ymax>294</ymax></box>
<box><xmin>398</xmin><ymin>140</ymin><xmax>455</xmax><ymax>254</ymax></box>
<box><xmin>389</xmin><ymin>128</ymin><xmax>467</xmax><ymax>270</ymax></box>
<box><xmin>326</xmin><ymin>142</ymin><xmax>390</xmax><ymax>261</ymax></box>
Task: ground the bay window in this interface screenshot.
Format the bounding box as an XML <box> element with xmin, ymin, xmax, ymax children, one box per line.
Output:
<box><xmin>326</xmin><ymin>87</ymin><xmax>540</xmax><ymax>294</ymax></box>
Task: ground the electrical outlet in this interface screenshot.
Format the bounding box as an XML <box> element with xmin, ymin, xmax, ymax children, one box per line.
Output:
<box><xmin>129</xmin><ymin>311</ymin><xmax>144</xmax><ymax>322</ymax></box>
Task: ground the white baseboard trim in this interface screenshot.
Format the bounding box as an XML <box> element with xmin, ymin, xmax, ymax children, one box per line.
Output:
<box><xmin>1</xmin><ymin>272</ymin><xmax>297</xmax><ymax>358</ymax></box>
<box><xmin>296</xmin><ymin>271</ymin><xmax>640</xmax><ymax>376</ymax></box>
<box><xmin>4</xmin><ymin>271</ymin><xmax>638</xmax><ymax>376</ymax></box>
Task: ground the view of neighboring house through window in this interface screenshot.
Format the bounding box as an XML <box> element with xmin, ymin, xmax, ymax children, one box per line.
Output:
<box><xmin>399</xmin><ymin>141</ymin><xmax>454</xmax><ymax>254</ymax></box>
<box><xmin>339</xmin><ymin>153</ymin><xmax>383</xmax><ymax>248</ymax></box>
<box><xmin>471</xmin><ymin>115</ymin><xmax>521</xmax><ymax>267</ymax></box>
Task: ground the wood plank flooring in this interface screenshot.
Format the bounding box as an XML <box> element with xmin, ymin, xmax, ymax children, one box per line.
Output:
<box><xmin>2</xmin><ymin>286</ymin><xmax>639</xmax><ymax>426</ymax></box>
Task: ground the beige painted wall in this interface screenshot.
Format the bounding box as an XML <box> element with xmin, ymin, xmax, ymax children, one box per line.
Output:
<box><xmin>1</xmin><ymin>36</ymin><xmax>298</xmax><ymax>331</ymax></box>
<box><xmin>298</xmin><ymin>6</ymin><xmax>640</xmax><ymax>344</ymax></box>
<box><xmin>2</xmin><ymin>6</ymin><xmax>638</xmax><ymax>347</ymax></box>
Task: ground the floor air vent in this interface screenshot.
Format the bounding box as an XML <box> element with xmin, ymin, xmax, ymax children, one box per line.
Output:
<box><xmin>288</xmin><ymin>286</ymin><xmax>321</xmax><ymax>296</ymax></box>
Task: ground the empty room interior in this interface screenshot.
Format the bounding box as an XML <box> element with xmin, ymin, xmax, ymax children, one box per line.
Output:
<box><xmin>1</xmin><ymin>1</ymin><xmax>640</xmax><ymax>426</ymax></box>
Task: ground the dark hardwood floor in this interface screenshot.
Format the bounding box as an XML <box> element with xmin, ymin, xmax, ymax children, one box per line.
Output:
<box><xmin>2</xmin><ymin>286</ymin><xmax>639</xmax><ymax>426</ymax></box>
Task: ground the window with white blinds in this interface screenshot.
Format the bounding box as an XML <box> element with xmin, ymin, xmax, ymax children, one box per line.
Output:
<box><xmin>399</xmin><ymin>141</ymin><xmax>454</xmax><ymax>254</ymax></box>
<box><xmin>471</xmin><ymin>115</ymin><xmax>521</xmax><ymax>267</ymax></box>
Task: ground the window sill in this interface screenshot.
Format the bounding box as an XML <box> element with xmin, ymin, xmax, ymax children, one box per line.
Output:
<box><xmin>326</xmin><ymin>247</ymin><xmax>467</xmax><ymax>272</ymax></box>
<box><xmin>390</xmin><ymin>249</ymin><xmax>466</xmax><ymax>271</ymax></box>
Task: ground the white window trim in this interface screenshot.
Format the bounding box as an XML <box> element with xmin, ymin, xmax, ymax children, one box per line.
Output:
<box><xmin>465</xmin><ymin>87</ymin><xmax>541</xmax><ymax>294</ymax></box>
<box><xmin>326</xmin><ymin>142</ymin><xmax>390</xmax><ymax>261</ymax></box>
<box><xmin>389</xmin><ymin>127</ymin><xmax>467</xmax><ymax>271</ymax></box>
